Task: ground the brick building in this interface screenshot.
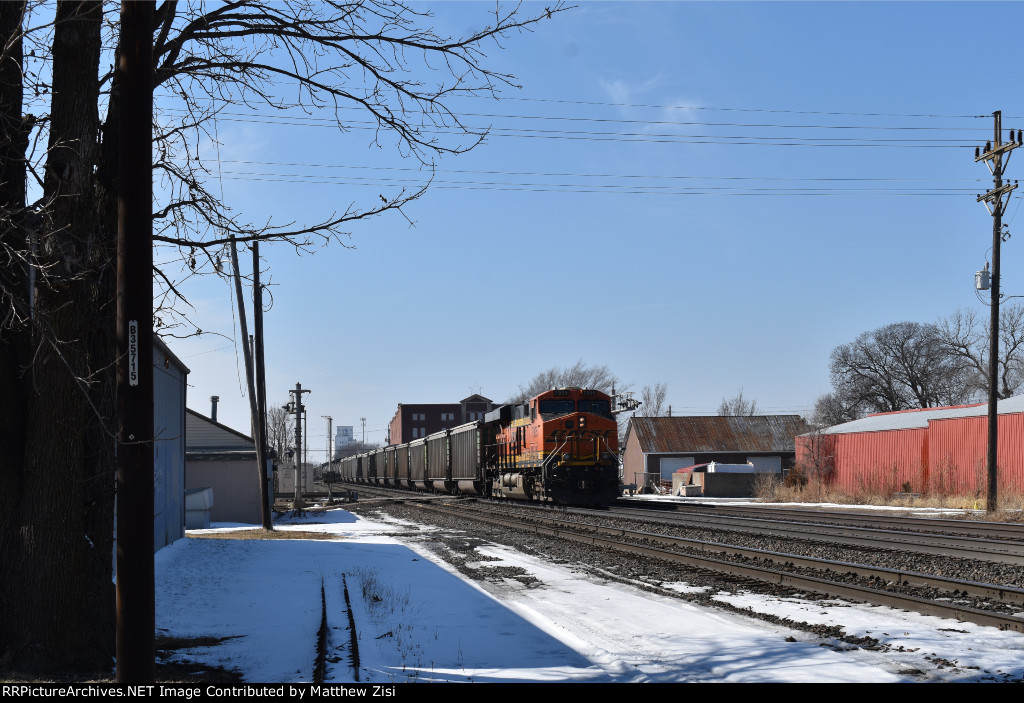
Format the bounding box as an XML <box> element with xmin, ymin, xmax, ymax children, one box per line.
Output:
<box><xmin>388</xmin><ymin>394</ymin><xmax>493</xmax><ymax>445</ymax></box>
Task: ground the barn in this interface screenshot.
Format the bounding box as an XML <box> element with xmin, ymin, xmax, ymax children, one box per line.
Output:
<box><xmin>795</xmin><ymin>395</ymin><xmax>1024</xmax><ymax>496</ymax></box>
<box><xmin>621</xmin><ymin>415</ymin><xmax>808</xmax><ymax>491</ymax></box>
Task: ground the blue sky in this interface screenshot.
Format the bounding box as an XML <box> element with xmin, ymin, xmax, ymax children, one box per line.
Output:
<box><xmin>165</xmin><ymin>1</ymin><xmax>1024</xmax><ymax>456</ymax></box>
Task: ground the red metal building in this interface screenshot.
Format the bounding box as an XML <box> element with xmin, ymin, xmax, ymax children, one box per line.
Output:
<box><xmin>795</xmin><ymin>396</ymin><xmax>1024</xmax><ymax>495</ymax></box>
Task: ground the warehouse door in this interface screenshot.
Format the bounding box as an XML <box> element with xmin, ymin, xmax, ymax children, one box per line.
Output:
<box><xmin>660</xmin><ymin>456</ymin><xmax>696</xmax><ymax>481</ymax></box>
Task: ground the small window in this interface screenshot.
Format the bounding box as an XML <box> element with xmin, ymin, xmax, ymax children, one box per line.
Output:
<box><xmin>540</xmin><ymin>399</ymin><xmax>575</xmax><ymax>416</ymax></box>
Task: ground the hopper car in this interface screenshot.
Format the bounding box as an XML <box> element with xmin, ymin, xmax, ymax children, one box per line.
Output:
<box><xmin>336</xmin><ymin>387</ymin><xmax>620</xmax><ymax>506</ymax></box>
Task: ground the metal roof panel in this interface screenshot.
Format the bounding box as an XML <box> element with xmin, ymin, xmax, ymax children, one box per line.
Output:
<box><xmin>813</xmin><ymin>395</ymin><xmax>1024</xmax><ymax>435</ymax></box>
<box><xmin>631</xmin><ymin>415</ymin><xmax>808</xmax><ymax>454</ymax></box>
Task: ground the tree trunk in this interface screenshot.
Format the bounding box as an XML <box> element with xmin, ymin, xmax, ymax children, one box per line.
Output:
<box><xmin>0</xmin><ymin>1</ymin><xmax>115</xmax><ymax>674</ymax></box>
<box><xmin>0</xmin><ymin>0</ymin><xmax>33</xmax><ymax>666</ymax></box>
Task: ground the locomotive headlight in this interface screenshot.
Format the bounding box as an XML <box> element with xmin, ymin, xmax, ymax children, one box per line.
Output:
<box><xmin>578</xmin><ymin>416</ymin><xmax>586</xmax><ymax>428</ymax></box>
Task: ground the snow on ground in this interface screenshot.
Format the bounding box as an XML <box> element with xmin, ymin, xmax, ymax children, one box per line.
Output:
<box><xmin>154</xmin><ymin>507</ymin><xmax>1024</xmax><ymax>683</ymax></box>
<box><xmin>623</xmin><ymin>494</ymin><xmax>987</xmax><ymax>517</ymax></box>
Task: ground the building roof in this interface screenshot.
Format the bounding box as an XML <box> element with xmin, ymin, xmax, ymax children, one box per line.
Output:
<box><xmin>154</xmin><ymin>334</ymin><xmax>190</xmax><ymax>374</ymax></box>
<box><xmin>811</xmin><ymin>394</ymin><xmax>1024</xmax><ymax>436</ymax></box>
<box><xmin>186</xmin><ymin>407</ymin><xmax>254</xmax><ymax>450</ymax></box>
<box><xmin>627</xmin><ymin>415</ymin><xmax>808</xmax><ymax>454</ymax></box>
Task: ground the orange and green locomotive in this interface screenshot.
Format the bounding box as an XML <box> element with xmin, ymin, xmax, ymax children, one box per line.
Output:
<box><xmin>486</xmin><ymin>387</ymin><xmax>620</xmax><ymax>505</ymax></box>
<box><xmin>337</xmin><ymin>387</ymin><xmax>621</xmax><ymax>505</ymax></box>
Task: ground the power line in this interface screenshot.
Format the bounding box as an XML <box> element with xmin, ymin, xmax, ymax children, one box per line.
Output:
<box><xmin>156</xmin><ymin>107</ymin><xmax>988</xmax><ymax>147</ymax></box>
<box><xmin>155</xmin><ymin>91</ymin><xmax>998</xmax><ymax>120</ymax></box>
<box><xmin>466</xmin><ymin>94</ymin><xmax>997</xmax><ymax>120</ymax></box>
<box><xmin>213</xmin><ymin>172</ymin><xmax>984</xmax><ymax>197</ymax></box>
<box><xmin>215</xmin><ymin>167</ymin><xmax>980</xmax><ymax>191</ymax></box>
<box><xmin>158</xmin><ymin>105</ymin><xmax>990</xmax><ymax>132</ymax></box>
<box><xmin>215</xmin><ymin>158</ymin><xmax>988</xmax><ymax>183</ymax></box>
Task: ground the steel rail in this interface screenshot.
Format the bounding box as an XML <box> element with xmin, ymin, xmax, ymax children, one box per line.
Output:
<box><xmin>414</xmin><ymin>502</ymin><xmax>1024</xmax><ymax>633</ymax></box>
<box><xmin>595</xmin><ymin>505</ymin><xmax>1024</xmax><ymax>564</ymax></box>
<box><xmin>454</xmin><ymin>503</ymin><xmax>1024</xmax><ymax>605</ymax></box>
<box><xmin>611</xmin><ymin>500</ymin><xmax>1024</xmax><ymax>541</ymax></box>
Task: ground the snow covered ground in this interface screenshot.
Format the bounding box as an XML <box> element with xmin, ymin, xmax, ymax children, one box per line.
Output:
<box><xmin>154</xmin><ymin>507</ymin><xmax>1024</xmax><ymax>683</ymax></box>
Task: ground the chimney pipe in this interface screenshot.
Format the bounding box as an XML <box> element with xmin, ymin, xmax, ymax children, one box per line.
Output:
<box><xmin>210</xmin><ymin>395</ymin><xmax>220</xmax><ymax>422</ymax></box>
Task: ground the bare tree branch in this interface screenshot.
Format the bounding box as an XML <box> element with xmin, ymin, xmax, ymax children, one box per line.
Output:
<box><xmin>718</xmin><ymin>388</ymin><xmax>758</xmax><ymax>416</ymax></box>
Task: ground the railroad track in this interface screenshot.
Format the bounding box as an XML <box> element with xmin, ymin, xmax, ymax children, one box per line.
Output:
<box><xmin>597</xmin><ymin>504</ymin><xmax>1024</xmax><ymax>564</ymax></box>
<box><xmin>409</xmin><ymin>500</ymin><xmax>1024</xmax><ymax>633</ymax></box>
<box><xmin>612</xmin><ymin>499</ymin><xmax>1024</xmax><ymax>541</ymax></box>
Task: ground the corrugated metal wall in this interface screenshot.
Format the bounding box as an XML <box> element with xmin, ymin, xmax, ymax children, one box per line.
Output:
<box><xmin>153</xmin><ymin>343</ymin><xmax>186</xmax><ymax>550</ymax></box>
<box><xmin>797</xmin><ymin>412</ymin><xmax>1024</xmax><ymax>495</ymax></box>
<box><xmin>450</xmin><ymin>423</ymin><xmax>481</xmax><ymax>481</ymax></box>
<box><xmin>397</xmin><ymin>445</ymin><xmax>410</xmax><ymax>486</ymax></box>
<box><xmin>409</xmin><ymin>439</ymin><xmax>427</xmax><ymax>488</ymax></box>
<box><xmin>383</xmin><ymin>446</ymin><xmax>397</xmax><ymax>484</ymax></box>
<box><xmin>426</xmin><ymin>434</ymin><xmax>449</xmax><ymax>484</ymax></box>
<box><xmin>928</xmin><ymin>414</ymin><xmax>1024</xmax><ymax>494</ymax></box>
<box><xmin>831</xmin><ymin>428</ymin><xmax>928</xmax><ymax>493</ymax></box>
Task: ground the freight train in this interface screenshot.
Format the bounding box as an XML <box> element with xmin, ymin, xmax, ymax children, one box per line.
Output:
<box><xmin>336</xmin><ymin>387</ymin><xmax>621</xmax><ymax>506</ymax></box>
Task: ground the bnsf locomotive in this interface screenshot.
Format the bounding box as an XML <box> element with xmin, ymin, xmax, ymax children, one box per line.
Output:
<box><xmin>336</xmin><ymin>387</ymin><xmax>620</xmax><ymax>506</ymax></box>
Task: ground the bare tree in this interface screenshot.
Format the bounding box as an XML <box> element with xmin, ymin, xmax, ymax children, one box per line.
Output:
<box><xmin>937</xmin><ymin>304</ymin><xmax>1024</xmax><ymax>401</ymax></box>
<box><xmin>639</xmin><ymin>382</ymin><xmax>668</xmax><ymax>417</ymax></box>
<box><xmin>796</xmin><ymin>425</ymin><xmax>836</xmax><ymax>482</ymax></box>
<box><xmin>829</xmin><ymin>321</ymin><xmax>972</xmax><ymax>415</ymax></box>
<box><xmin>0</xmin><ymin>0</ymin><xmax>568</xmax><ymax>673</ymax></box>
<box><xmin>811</xmin><ymin>391</ymin><xmax>860</xmax><ymax>427</ymax></box>
<box><xmin>266</xmin><ymin>403</ymin><xmax>292</xmax><ymax>462</ymax></box>
<box><xmin>0</xmin><ymin>1</ymin><xmax>116</xmax><ymax>674</ymax></box>
<box><xmin>509</xmin><ymin>359</ymin><xmax>622</xmax><ymax>403</ymax></box>
<box><xmin>718</xmin><ymin>388</ymin><xmax>758</xmax><ymax>416</ymax></box>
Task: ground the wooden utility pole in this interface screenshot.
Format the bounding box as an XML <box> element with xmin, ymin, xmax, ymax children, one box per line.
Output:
<box><xmin>975</xmin><ymin>110</ymin><xmax>1019</xmax><ymax>513</ymax></box>
<box><xmin>116</xmin><ymin>0</ymin><xmax>154</xmax><ymax>683</ymax></box>
<box><xmin>253</xmin><ymin>241</ymin><xmax>272</xmax><ymax>528</ymax></box>
<box><xmin>229</xmin><ymin>238</ymin><xmax>268</xmax><ymax>528</ymax></box>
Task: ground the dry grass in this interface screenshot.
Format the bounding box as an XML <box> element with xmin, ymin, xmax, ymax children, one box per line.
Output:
<box><xmin>754</xmin><ymin>474</ymin><xmax>1024</xmax><ymax>522</ymax></box>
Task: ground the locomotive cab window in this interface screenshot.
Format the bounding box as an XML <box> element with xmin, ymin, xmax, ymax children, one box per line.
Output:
<box><xmin>577</xmin><ymin>399</ymin><xmax>612</xmax><ymax>417</ymax></box>
<box><xmin>540</xmin><ymin>399</ymin><xmax>575</xmax><ymax>416</ymax></box>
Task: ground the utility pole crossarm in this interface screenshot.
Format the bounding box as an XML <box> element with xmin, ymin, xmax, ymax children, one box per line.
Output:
<box><xmin>975</xmin><ymin>140</ymin><xmax>1020</xmax><ymax>163</ymax></box>
<box><xmin>977</xmin><ymin>181</ymin><xmax>1017</xmax><ymax>205</ymax></box>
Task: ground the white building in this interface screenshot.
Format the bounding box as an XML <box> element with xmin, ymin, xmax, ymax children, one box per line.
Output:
<box><xmin>334</xmin><ymin>426</ymin><xmax>355</xmax><ymax>457</ymax></box>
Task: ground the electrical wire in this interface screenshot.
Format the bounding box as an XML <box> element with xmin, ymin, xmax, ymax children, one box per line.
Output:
<box><xmin>215</xmin><ymin>158</ymin><xmax>988</xmax><ymax>183</ymax></box>
<box><xmin>213</xmin><ymin>171</ymin><xmax>978</xmax><ymax>197</ymax></box>
<box><xmin>154</xmin><ymin>91</ymin><xmax>1000</xmax><ymax>120</ymax></box>
<box><xmin>160</xmin><ymin>112</ymin><xmax>979</xmax><ymax>148</ymax></box>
